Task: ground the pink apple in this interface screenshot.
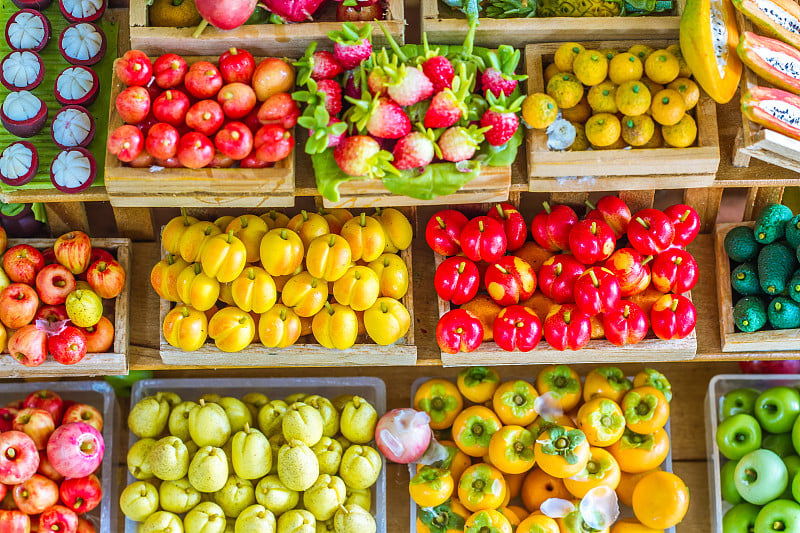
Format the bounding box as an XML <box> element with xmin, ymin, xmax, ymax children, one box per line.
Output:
<box><xmin>59</xmin><ymin>475</ymin><xmax>101</xmax><ymax>514</ymax></box>
<box><xmin>177</xmin><ymin>132</ymin><xmax>215</xmax><ymax>169</ymax></box>
<box><xmin>53</xmin><ymin>231</ymin><xmax>92</xmax><ymax>275</ymax></box>
<box><xmin>3</xmin><ymin>244</ymin><xmax>44</xmax><ymax>285</ymax></box>
<box><xmin>89</xmin><ymin>249</ymin><xmax>114</xmax><ymax>267</ymax></box>
<box><xmin>185</xmin><ymin>99</ymin><xmax>224</xmax><ymax>136</ymax></box>
<box><xmin>35</xmin><ymin>264</ymin><xmax>77</xmax><ymax>306</ymax></box>
<box><xmin>217</xmin><ymin>82</ymin><xmax>256</xmax><ymax>119</ymax></box>
<box><xmin>77</xmin><ymin>517</ymin><xmax>95</xmax><ymax>533</ymax></box>
<box><xmin>219</xmin><ymin>47</ymin><xmax>255</xmax><ymax>84</ymax></box>
<box><xmin>145</xmin><ymin>122</ymin><xmax>180</xmax><ymax>160</ymax></box>
<box><xmin>12</xmin><ymin>409</ymin><xmax>54</xmax><ymax>451</ymax></box>
<box><xmin>62</xmin><ymin>404</ymin><xmax>103</xmax><ymax>432</ymax></box>
<box><xmin>115</xmin><ymin>86</ymin><xmax>150</xmax><ymax>125</ymax></box>
<box><xmin>35</xmin><ymin>305</ymin><xmax>70</xmax><ymax>326</ymax></box>
<box><xmin>46</xmin><ymin>423</ymin><xmax>104</xmax><ymax>478</ymax></box>
<box><xmin>86</xmin><ymin>259</ymin><xmax>125</xmax><ymax>299</ymax></box>
<box><xmin>0</xmin><ymin>408</ymin><xmax>18</xmax><ymax>432</ymax></box>
<box><xmin>153</xmin><ymin>53</ymin><xmax>188</xmax><ymax>89</ymax></box>
<box><xmin>48</xmin><ymin>326</ymin><xmax>88</xmax><ymax>366</ymax></box>
<box><xmin>116</xmin><ymin>50</ymin><xmax>152</xmax><ymax>87</ymax></box>
<box><xmin>0</xmin><ymin>284</ymin><xmax>39</xmax><ymax>330</ymax></box>
<box><xmin>12</xmin><ymin>474</ymin><xmax>58</xmax><ymax>515</ymax></box>
<box><xmin>23</xmin><ymin>391</ymin><xmax>63</xmax><ymax>426</ymax></box>
<box><xmin>108</xmin><ymin>124</ymin><xmax>144</xmax><ymax>163</ymax></box>
<box><xmin>39</xmin><ymin>505</ymin><xmax>78</xmax><ymax>533</ymax></box>
<box><xmin>37</xmin><ymin>451</ymin><xmax>64</xmax><ymax>483</ymax></box>
<box><xmin>185</xmin><ymin>61</ymin><xmax>223</xmax><ymax>99</ymax></box>
<box><xmin>0</xmin><ymin>431</ymin><xmax>39</xmax><ymax>485</ymax></box>
<box><xmin>0</xmin><ymin>509</ymin><xmax>30</xmax><ymax>532</ymax></box>
<box><xmin>79</xmin><ymin>316</ymin><xmax>114</xmax><ymax>353</ymax></box>
<box><xmin>7</xmin><ymin>325</ymin><xmax>47</xmax><ymax>367</ymax></box>
<box><xmin>152</xmin><ymin>89</ymin><xmax>190</xmax><ymax>127</ymax></box>
<box><xmin>215</xmin><ymin>121</ymin><xmax>253</xmax><ymax>160</ymax></box>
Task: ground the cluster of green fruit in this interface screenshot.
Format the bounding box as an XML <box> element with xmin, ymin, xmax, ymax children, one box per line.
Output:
<box><xmin>121</xmin><ymin>390</ymin><xmax>381</xmax><ymax>533</ymax></box>
<box><xmin>724</xmin><ymin>203</ymin><xmax>800</xmax><ymax>332</ymax></box>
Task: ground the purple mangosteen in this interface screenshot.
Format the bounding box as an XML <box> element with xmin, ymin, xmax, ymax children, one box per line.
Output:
<box><xmin>0</xmin><ymin>203</ymin><xmax>45</xmax><ymax>237</ymax></box>
<box><xmin>0</xmin><ymin>90</ymin><xmax>47</xmax><ymax>138</ymax></box>
<box><xmin>59</xmin><ymin>0</ymin><xmax>105</xmax><ymax>23</ymax></box>
<box><xmin>54</xmin><ymin>65</ymin><xmax>99</xmax><ymax>107</ymax></box>
<box><xmin>0</xmin><ymin>141</ymin><xmax>38</xmax><ymax>186</ymax></box>
<box><xmin>59</xmin><ymin>22</ymin><xmax>105</xmax><ymax>66</ymax></box>
<box><xmin>1</xmin><ymin>50</ymin><xmax>44</xmax><ymax>91</ymax></box>
<box><xmin>51</xmin><ymin>105</ymin><xmax>95</xmax><ymax>149</ymax></box>
<box><xmin>5</xmin><ymin>9</ymin><xmax>50</xmax><ymax>51</ymax></box>
<box><xmin>50</xmin><ymin>147</ymin><xmax>96</xmax><ymax>193</ymax></box>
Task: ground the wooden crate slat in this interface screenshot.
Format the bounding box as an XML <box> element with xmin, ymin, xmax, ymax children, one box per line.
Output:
<box><xmin>684</xmin><ymin>188</ymin><xmax>723</xmax><ymax>233</ymax></box>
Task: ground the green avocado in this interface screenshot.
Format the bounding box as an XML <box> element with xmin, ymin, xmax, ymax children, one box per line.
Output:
<box><xmin>733</xmin><ymin>296</ymin><xmax>767</xmax><ymax>332</ymax></box>
<box><xmin>725</xmin><ymin>225</ymin><xmax>760</xmax><ymax>263</ymax></box>
<box><xmin>731</xmin><ymin>263</ymin><xmax>762</xmax><ymax>296</ymax></box>
<box><xmin>786</xmin><ymin>214</ymin><xmax>800</xmax><ymax>249</ymax></box>
<box><xmin>789</xmin><ymin>270</ymin><xmax>800</xmax><ymax>304</ymax></box>
<box><xmin>768</xmin><ymin>296</ymin><xmax>800</xmax><ymax>329</ymax></box>
<box><xmin>758</xmin><ymin>242</ymin><xmax>797</xmax><ymax>295</ymax></box>
<box><xmin>754</xmin><ymin>203</ymin><xmax>793</xmax><ymax>244</ymax></box>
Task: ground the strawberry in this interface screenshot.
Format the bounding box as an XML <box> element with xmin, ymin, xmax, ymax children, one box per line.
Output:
<box><xmin>481</xmin><ymin>45</ymin><xmax>527</xmax><ymax>97</ymax></box>
<box><xmin>393</xmin><ymin>130</ymin><xmax>438</xmax><ymax>169</ymax></box>
<box><xmin>298</xmin><ymin>106</ymin><xmax>348</xmax><ymax>153</ymax></box>
<box><xmin>367</xmin><ymin>98</ymin><xmax>411</xmax><ymax>139</ymax></box>
<box><xmin>480</xmin><ymin>92</ymin><xmax>524</xmax><ymax>146</ymax></box>
<box><xmin>418</xmin><ymin>31</ymin><xmax>454</xmax><ymax>92</ymax></box>
<box><xmin>317</xmin><ymin>79</ymin><xmax>343</xmax><ymax>116</ymax></box>
<box><xmin>438</xmin><ymin>125</ymin><xmax>489</xmax><ymax>162</ymax></box>
<box><xmin>367</xmin><ymin>49</ymin><xmax>396</xmax><ymax>96</ymax></box>
<box><xmin>386</xmin><ymin>66</ymin><xmax>434</xmax><ymax>106</ymax></box>
<box><xmin>334</xmin><ymin>134</ymin><xmax>397</xmax><ymax>178</ymax></box>
<box><xmin>424</xmin><ymin>67</ymin><xmax>472</xmax><ymax>129</ymax></box>
<box><xmin>328</xmin><ymin>22</ymin><xmax>372</xmax><ymax>70</ymax></box>
<box><xmin>294</xmin><ymin>43</ymin><xmax>344</xmax><ymax>85</ymax></box>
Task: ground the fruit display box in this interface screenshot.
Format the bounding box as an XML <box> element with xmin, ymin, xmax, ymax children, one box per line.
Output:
<box><xmin>524</xmin><ymin>40</ymin><xmax>720</xmax><ymax>192</ymax></box>
<box><xmin>704</xmin><ymin>374</ymin><xmax>800</xmax><ymax>533</ymax></box>
<box><xmin>103</xmin><ymin>55</ymin><xmax>295</xmax><ymax>209</ymax></box>
<box><xmin>421</xmin><ymin>0</ymin><xmax>682</xmax><ymax>48</ymax></box>
<box><xmin>127</xmin><ymin>0</ymin><xmax>404</xmax><ymax>57</ymax></box>
<box><xmin>433</xmin><ymin>252</ymin><xmax>697</xmax><ymax>365</ymax></box>
<box><xmin>0</xmin><ymin>380</ymin><xmax>119</xmax><ymax>533</ymax></box>
<box><xmin>126</xmin><ymin>377</ymin><xmax>387</xmax><ymax>533</ymax></box>
<box><xmin>0</xmin><ymin>237</ymin><xmax>130</xmax><ymax>378</ymax></box>
<box><xmin>713</xmin><ymin>221</ymin><xmax>800</xmax><ymax>352</ymax></box>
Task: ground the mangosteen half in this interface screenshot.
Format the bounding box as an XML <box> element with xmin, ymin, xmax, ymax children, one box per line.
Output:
<box><xmin>1</xmin><ymin>50</ymin><xmax>44</xmax><ymax>91</ymax></box>
<box><xmin>51</xmin><ymin>105</ymin><xmax>95</xmax><ymax>149</ymax></box>
<box><xmin>59</xmin><ymin>22</ymin><xmax>105</xmax><ymax>66</ymax></box>
<box><xmin>1</xmin><ymin>90</ymin><xmax>47</xmax><ymax>138</ymax></box>
<box><xmin>50</xmin><ymin>147</ymin><xmax>96</xmax><ymax>193</ymax></box>
<box><xmin>59</xmin><ymin>0</ymin><xmax>105</xmax><ymax>23</ymax></box>
<box><xmin>0</xmin><ymin>141</ymin><xmax>38</xmax><ymax>186</ymax></box>
<box><xmin>54</xmin><ymin>65</ymin><xmax>99</xmax><ymax>107</ymax></box>
<box><xmin>5</xmin><ymin>9</ymin><xmax>50</xmax><ymax>52</ymax></box>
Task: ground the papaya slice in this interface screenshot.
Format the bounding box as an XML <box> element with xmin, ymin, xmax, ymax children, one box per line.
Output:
<box><xmin>738</xmin><ymin>31</ymin><xmax>800</xmax><ymax>95</ymax></box>
<box><xmin>742</xmin><ymin>85</ymin><xmax>800</xmax><ymax>140</ymax></box>
<box><xmin>732</xmin><ymin>0</ymin><xmax>800</xmax><ymax>50</ymax></box>
<box><xmin>680</xmin><ymin>0</ymin><xmax>743</xmax><ymax>104</ymax></box>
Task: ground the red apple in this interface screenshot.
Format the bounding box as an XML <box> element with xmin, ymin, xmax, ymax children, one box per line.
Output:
<box><xmin>48</xmin><ymin>326</ymin><xmax>87</xmax><ymax>366</ymax></box>
<box><xmin>185</xmin><ymin>100</ymin><xmax>224</xmax><ymax>136</ymax></box>
<box><xmin>153</xmin><ymin>53</ymin><xmax>188</xmax><ymax>89</ymax></box>
<box><xmin>215</xmin><ymin>121</ymin><xmax>253</xmax><ymax>160</ymax></box>
<box><xmin>41</xmin><ymin>247</ymin><xmax>56</xmax><ymax>265</ymax></box>
<box><xmin>128</xmin><ymin>150</ymin><xmax>155</xmax><ymax>168</ymax></box>
<box><xmin>0</xmin><ymin>431</ymin><xmax>39</xmax><ymax>485</ymax></box>
<box><xmin>257</xmin><ymin>92</ymin><xmax>300</xmax><ymax>129</ymax></box>
<box><xmin>108</xmin><ymin>125</ymin><xmax>144</xmax><ymax>162</ymax></box>
<box><xmin>39</xmin><ymin>505</ymin><xmax>78</xmax><ymax>533</ymax></box>
<box><xmin>240</xmin><ymin>150</ymin><xmax>270</xmax><ymax>168</ymax></box>
<box><xmin>5</xmin><ymin>400</ymin><xmax>24</xmax><ymax>410</ymax></box>
<box><xmin>208</xmin><ymin>152</ymin><xmax>235</xmax><ymax>168</ymax></box>
<box><xmin>0</xmin><ymin>408</ymin><xmax>17</xmax><ymax>432</ymax></box>
<box><xmin>177</xmin><ymin>132</ymin><xmax>215</xmax><ymax>169</ymax></box>
<box><xmin>219</xmin><ymin>47</ymin><xmax>255</xmax><ymax>84</ymax></box>
<box><xmin>37</xmin><ymin>451</ymin><xmax>64</xmax><ymax>483</ymax></box>
<box><xmin>59</xmin><ymin>475</ymin><xmax>101</xmax><ymax>514</ymax></box>
<box><xmin>3</xmin><ymin>244</ymin><xmax>44</xmax><ymax>285</ymax></box>
<box><xmin>62</xmin><ymin>404</ymin><xmax>102</xmax><ymax>432</ymax></box>
<box><xmin>0</xmin><ymin>484</ymin><xmax>5</xmax><ymax>504</ymax></box>
<box><xmin>115</xmin><ymin>86</ymin><xmax>150</xmax><ymax>125</ymax></box>
<box><xmin>254</xmin><ymin>124</ymin><xmax>293</xmax><ymax>162</ymax></box>
<box><xmin>628</xmin><ymin>209</ymin><xmax>676</xmax><ymax>255</ymax></box>
<box><xmin>35</xmin><ymin>305</ymin><xmax>70</xmax><ymax>325</ymax></box>
<box><xmin>86</xmin><ymin>259</ymin><xmax>125</xmax><ymax>299</ymax></box>
<box><xmin>54</xmin><ymin>231</ymin><xmax>92</xmax><ymax>275</ymax></box>
<box><xmin>152</xmin><ymin>89</ymin><xmax>190</xmax><ymax>127</ymax></box>
<box><xmin>154</xmin><ymin>156</ymin><xmax>182</xmax><ymax>168</ymax></box>
<box><xmin>46</xmin><ymin>423</ymin><xmax>104</xmax><ymax>478</ymax></box>
<box><xmin>35</xmin><ymin>264</ymin><xmax>76</xmax><ymax>306</ymax></box>
<box><xmin>116</xmin><ymin>50</ymin><xmax>152</xmax><ymax>87</ymax></box>
<box><xmin>585</xmin><ymin>195</ymin><xmax>632</xmax><ymax>239</ymax></box>
<box><xmin>12</xmin><ymin>409</ymin><xmax>54</xmax><ymax>450</ymax></box>
<box><xmin>243</xmin><ymin>107</ymin><xmax>262</xmax><ymax>134</ymax></box>
<box><xmin>7</xmin><ymin>325</ymin><xmax>47</xmax><ymax>367</ymax></box>
<box><xmin>0</xmin><ymin>284</ymin><xmax>39</xmax><ymax>329</ymax></box>
<box><xmin>77</xmin><ymin>517</ymin><xmax>95</xmax><ymax>533</ymax></box>
<box><xmin>185</xmin><ymin>61</ymin><xmax>223</xmax><ymax>99</ymax></box>
<box><xmin>23</xmin><ymin>391</ymin><xmax>63</xmax><ymax>426</ymax></box>
<box><xmin>89</xmin><ymin>249</ymin><xmax>114</xmax><ymax>266</ymax></box>
<box><xmin>145</xmin><ymin>122</ymin><xmax>180</xmax><ymax>160</ymax></box>
<box><xmin>12</xmin><ymin>474</ymin><xmax>58</xmax><ymax>515</ymax></box>
<box><xmin>79</xmin><ymin>316</ymin><xmax>114</xmax><ymax>353</ymax></box>
<box><xmin>0</xmin><ymin>509</ymin><xmax>30</xmax><ymax>532</ymax></box>
<box><xmin>217</xmin><ymin>82</ymin><xmax>256</xmax><ymax>119</ymax></box>
<box><xmin>133</xmin><ymin>112</ymin><xmax>159</xmax><ymax>137</ymax></box>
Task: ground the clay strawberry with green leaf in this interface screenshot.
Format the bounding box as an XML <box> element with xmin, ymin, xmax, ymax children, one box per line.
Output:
<box><xmin>298</xmin><ymin>106</ymin><xmax>347</xmax><ymax>154</ymax></box>
<box><xmin>293</xmin><ymin>42</ymin><xmax>343</xmax><ymax>86</ymax></box>
<box><xmin>439</xmin><ymin>124</ymin><xmax>490</xmax><ymax>162</ymax></box>
<box><xmin>424</xmin><ymin>64</ymin><xmax>473</xmax><ymax>129</ymax></box>
<box><xmin>328</xmin><ymin>22</ymin><xmax>372</xmax><ymax>70</ymax></box>
<box><xmin>333</xmin><ymin>135</ymin><xmax>398</xmax><ymax>178</ymax></box>
<box><xmin>480</xmin><ymin>91</ymin><xmax>524</xmax><ymax>146</ymax></box>
<box><xmin>393</xmin><ymin>129</ymin><xmax>440</xmax><ymax>169</ymax></box>
<box><xmin>481</xmin><ymin>45</ymin><xmax>527</xmax><ymax>97</ymax></box>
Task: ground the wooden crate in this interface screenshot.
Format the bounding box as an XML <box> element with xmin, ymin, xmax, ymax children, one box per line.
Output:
<box><xmin>0</xmin><ymin>238</ymin><xmax>131</xmax><ymax>377</ymax></box>
<box><xmin>128</xmin><ymin>0</ymin><xmax>404</xmax><ymax>57</ymax></box>
<box><xmin>714</xmin><ymin>221</ymin><xmax>800</xmax><ymax>352</ymax></box>
<box><xmin>321</xmin><ymin>165</ymin><xmax>512</xmax><ymax>209</ymax></box>
<box><xmin>104</xmin><ymin>56</ymin><xmax>295</xmax><ymax>208</ymax></box>
<box><xmin>421</xmin><ymin>0</ymin><xmax>682</xmax><ymax>48</ymax></box>
<box><xmin>525</xmin><ymin>40</ymin><xmax>720</xmax><ymax>191</ymax></box>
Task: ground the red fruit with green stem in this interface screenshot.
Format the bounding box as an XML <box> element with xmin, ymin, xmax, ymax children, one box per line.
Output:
<box><xmin>115</xmin><ymin>86</ymin><xmax>150</xmax><ymax>125</ymax></box>
<box><xmin>544</xmin><ymin>303</ymin><xmax>591</xmax><ymax>351</ymax></box>
<box><xmin>218</xmin><ymin>47</ymin><xmax>255</xmax><ymax>84</ymax></box>
<box><xmin>426</xmin><ymin>210</ymin><xmax>469</xmax><ymax>256</ymax></box>
<box><xmin>585</xmin><ymin>195</ymin><xmax>632</xmax><ymax>239</ymax></box>
<box><xmin>193</xmin><ymin>0</ymin><xmax>256</xmax><ymax>34</ymax></box>
<box><xmin>480</xmin><ymin>92</ymin><xmax>524</xmax><ymax>146</ymax></box>
<box><xmin>437</xmin><ymin>308</ymin><xmax>483</xmax><ymax>354</ymax></box>
<box><xmin>493</xmin><ymin>305</ymin><xmax>542</xmax><ymax>352</ymax></box>
<box><xmin>460</xmin><ymin>216</ymin><xmax>507</xmax><ymax>263</ymax></box>
<box><xmin>115</xmin><ymin>50</ymin><xmax>152</xmax><ymax>87</ymax></box>
<box><xmin>59</xmin><ymin>474</ymin><xmax>102</xmax><ymax>514</ymax></box>
<box><xmin>481</xmin><ymin>45</ymin><xmax>527</xmax><ymax>97</ymax></box>
<box><xmin>185</xmin><ymin>99</ymin><xmax>225</xmax><ymax>136</ymax></box>
<box><xmin>145</xmin><ymin>122</ymin><xmax>180</xmax><ymax>160</ymax></box>
<box><xmin>439</xmin><ymin>125</ymin><xmax>489</xmax><ymax>162</ymax></box>
<box><xmin>393</xmin><ymin>130</ymin><xmax>437</xmax><ymax>169</ymax></box>
<box><xmin>328</xmin><ymin>22</ymin><xmax>372</xmax><ymax>70</ymax></box>
<box><xmin>569</xmin><ymin>219</ymin><xmax>616</xmax><ymax>265</ymax></box>
<box><xmin>421</xmin><ymin>33</ymin><xmax>455</xmax><ymax>92</ymax></box>
<box><xmin>650</xmin><ymin>293</ymin><xmax>696</xmax><ymax>340</ymax></box>
<box><xmin>254</xmin><ymin>124</ymin><xmax>293</xmax><ymax>162</ymax></box>
<box><xmin>604</xmin><ymin>248</ymin><xmax>652</xmax><ymax>297</ymax></box>
<box><xmin>365</xmin><ymin>49</ymin><xmax>395</xmax><ymax>96</ymax></box>
<box><xmin>386</xmin><ymin>65</ymin><xmax>434</xmax><ymax>107</ymax></box>
<box><xmin>215</xmin><ymin>121</ymin><xmax>253</xmax><ymax>160</ymax></box>
<box><xmin>663</xmin><ymin>204</ymin><xmax>700</xmax><ymax>246</ymax></box>
<box><xmin>487</xmin><ymin>202</ymin><xmax>527</xmax><ymax>251</ymax></box>
<box><xmin>260</xmin><ymin>0</ymin><xmax>324</xmax><ymax>22</ymax></box>
<box><xmin>347</xmin><ymin>93</ymin><xmax>411</xmax><ymax>139</ymax></box>
<box><xmin>217</xmin><ymin>82</ymin><xmax>257</xmax><ymax>119</ymax></box>
<box><xmin>184</xmin><ymin>61</ymin><xmax>223</xmax><ymax>99</ymax></box>
<box><xmin>650</xmin><ymin>248</ymin><xmax>699</xmax><ymax>293</ymax></box>
<box><xmin>531</xmin><ymin>202</ymin><xmax>578</xmax><ymax>252</ymax></box>
<box><xmin>152</xmin><ymin>89</ymin><xmax>191</xmax><ymax>127</ymax></box>
<box><xmin>39</xmin><ymin>505</ymin><xmax>78</xmax><ymax>533</ymax></box>
<box><xmin>424</xmin><ymin>65</ymin><xmax>471</xmax><ymax>128</ymax></box>
<box><xmin>484</xmin><ymin>255</ymin><xmax>537</xmax><ymax>306</ymax></box>
<box><xmin>177</xmin><ymin>132</ymin><xmax>215</xmax><ymax>169</ymax></box>
<box><xmin>435</xmin><ymin>256</ymin><xmax>480</xmax><ymax>305</ymax></box>
<box><xmin>333</xmin><ymin>135</ymin><xmax>397</xmax><ymax>178</ymax></box>
<box><xmin>257</xmin><ymin>92</ymin><xmax>300</xmax><ymax>129</ymax></box>
<box><xmin>573</xmin><ymin>266</ymin><xmax>621</xmax><ymax>316</ymax></box>
<box><xmin>628</xmin><ymin>209</ymin><xmax>675</xmax><ymax>255</ymax></box>
<box><xmin>538</xmin><ymin>254</ymin><xmax>586</xmax><ymax>303</ymax></box>
<box><xmin>317</xmin><ymin>79</ymin><xmax>343</xmax><ymax>116</ymax></box>
<box><xmin>153</xmin><ymin>53</ymin><xmax>188</xmax><ymax>89</ymax></box>
<box><xmin>107</xmin><ymin>125</ymin><xmax>144</xmax><ymax>163</ymax></box>
<box><xmin>603</xmin><ymin>300</ymin><xmax>649</xmax><ymax>345</ymax></box>
<box><xmin>293</xmin><ymin>43</ymin><xmax>342</xmax><ymax>84</ymax></box>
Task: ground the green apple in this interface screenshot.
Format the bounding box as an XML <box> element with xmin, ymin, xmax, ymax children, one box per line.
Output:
<box><xmin>120</xmin><ymin>481</ymin><xmax>159</xmax><ymax>522</ymax></box>
<box><xmin>755</xmin><ymin>387</ymin><xmax>800</xmax><ymax>434</ymax></box>
<box><xmin>754</xmin><ymin>499</ymin><xmax>800</xmax><ymax>533</ymax></box>
<box><xmin>735</xmin><ymin>449</ymin><xmax>789</xmax><ymax>505</ymax></box>
<box><xmin>722</xmin><ymin>389</ymin><xmax>760</xmax><ymax>419</ymax></box>
<box><xmin>65</xmin><ymin>289</ymin><xmax>103</xmax><ymax>327</ymax></box>
<box><xmin>764</xmin><ymin>432</ymin><xmax>797</xmax><ymax>458</ymax></box>
<box><xmin>721</xmin><ymin>459</ymin><xmax>742</xmax><ymax>505</ymax></box>
<box><xmin>722</xmin><ymin>502</ymin><xmax>759</xmax><ymax>533</ymax></box>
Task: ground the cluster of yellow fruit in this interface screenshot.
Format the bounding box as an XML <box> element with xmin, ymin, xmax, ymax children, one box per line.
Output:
<box><xmin>523</xmin><ymin>42</ymin><xmax>702</xmax><ymax>151</ymax></box>
<box><xmin>151</xmin><ymin>208</ymin><xmax>412</xmax><ymax>352</ymax></box>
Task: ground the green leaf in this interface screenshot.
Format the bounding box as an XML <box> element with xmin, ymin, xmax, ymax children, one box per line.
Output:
<box><xmin>381</xmin><ymin>162</ymin><xmax>482</xmax><ymax>200</ymax></box>
<box><xmin>418</xmin><ymin>501</ymin><xmax>466</xmax><ymax>533</ymax></box>
<box><xmin>32</xmin><ymin>203</ymin><xmax>47</xmax><ymax>224</ymax></box>
<box><xmin>477</xmin><ymin>126</ymin><xmax>523</xmax><ymax>166</ymax></box>
<box><xmin>311</xmin><ymin>151</ymin><xmax>366</xmax><ymax>202</ymax></box>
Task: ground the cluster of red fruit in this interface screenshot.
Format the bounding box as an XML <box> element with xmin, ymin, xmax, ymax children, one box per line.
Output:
<box><xmin>427</xmin><ymin>197</ymin><xmax>700</xmax><ymax>353</ymax></box>
<box><xmin>108</xmin><ymin>49</ymin><xmax>296</xmax><ymax>169</ymax></box>
<box><xmin>1</xmin><ymin>231</ymin><xmax>122</xmax><ymax>367</ymax></box>
<box><xmin>0</xmin><ymin>389</ymin><xmax>105</xmax><ymax>533</ymax></box>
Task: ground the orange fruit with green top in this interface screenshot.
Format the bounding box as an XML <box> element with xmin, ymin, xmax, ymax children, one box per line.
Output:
<box><xmin>492</xmin><ymin>380</ymin><xmax>539</xmax><ymax>426</ymax></box>
<box><xmin>452</xmin><ymin>406</ymin><xmax>503</xmax><ymax>457</ymax></box>
<box><xmin>414</xmin><ymin>378</ymin><xmax>464</xmax><ymax>430</ymax></box>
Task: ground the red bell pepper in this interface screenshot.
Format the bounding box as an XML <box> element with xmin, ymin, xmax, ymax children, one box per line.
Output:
<box><xmin>434</xmin><ymin>257</ymin><xmax>481</xmax><ymax>305</ymax></box>
<box><xmin>493</xmin><ymin>305</ymin><xmax>542</xmax><ymax>352</ymax></box>
<box><xmin>460</xmin><ymin>216</ymin><xmax>507</xmax><ymax>263</ymax></box>
<box><xmin>484</xmin><ymin>256</ymin><xmax>537</xmax><ymax>306</ymax></box>
<box><xmin>650</xmin><ymin>294</ymin><xmax>696</xmax><ymax>340</ymax></box>
<box><xmin>531</xmin><ymin>202</ymin><xmax>578</xmax><ymax>252</ymax></box>
<box><xmin>573</xmin><ymin>266</ymin><xmax>621</xmax><ymax>316</ymax></box>
<box><xmin>487</xmin><ymin>203</ymin><xmax>527</xmax><ymax>251</ymax></box>
<box><xmin>604</xmin><ymin>248</ymin><xmax>652</xmax><ymax>297</ymax></box>
<box><xmin>538</xmin><ymin>254</ymin><xmax>586</xmax><ymax>303</ymax></box>
<box><xmin>603</xmin><ymin>300</ymin><xmax>649</xmax><ymax>345</ymax></box>
<box><xmin>436</xmin><ymin>309</ymin><xmax>484</xmax><ymax>354</ymax></box>
<box><xmin>585</xmin><ymin>195</ymin><xmax>631</xmax><ymax>239</ymax></box>
<box><xmin>568</xmin><ymin>219</ymin><xmax>617</xmax><ymax>265</ymax></box>
<box><xmin>663</xmin><ymin>204</ymin><xmax>700</xmax><ymax>247</ymax></box>
<box><xmin>651</xmin><ymin>249</ymin><xmax>699</xmax><ymax>294</ymax></box>
<box><xmin>544</xmin><ymin>304</ymin><xmax>591</xmax><ymax>351</ymax></box>
<box><xmin>627</xmin><ymin>209</ymin><xmax>675</xmax><ymax>255</ymax></box>
<box><xmin>425</xmin><ymin>209</ymin><xmax>469</xmax><ymax>256</ymax></box>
